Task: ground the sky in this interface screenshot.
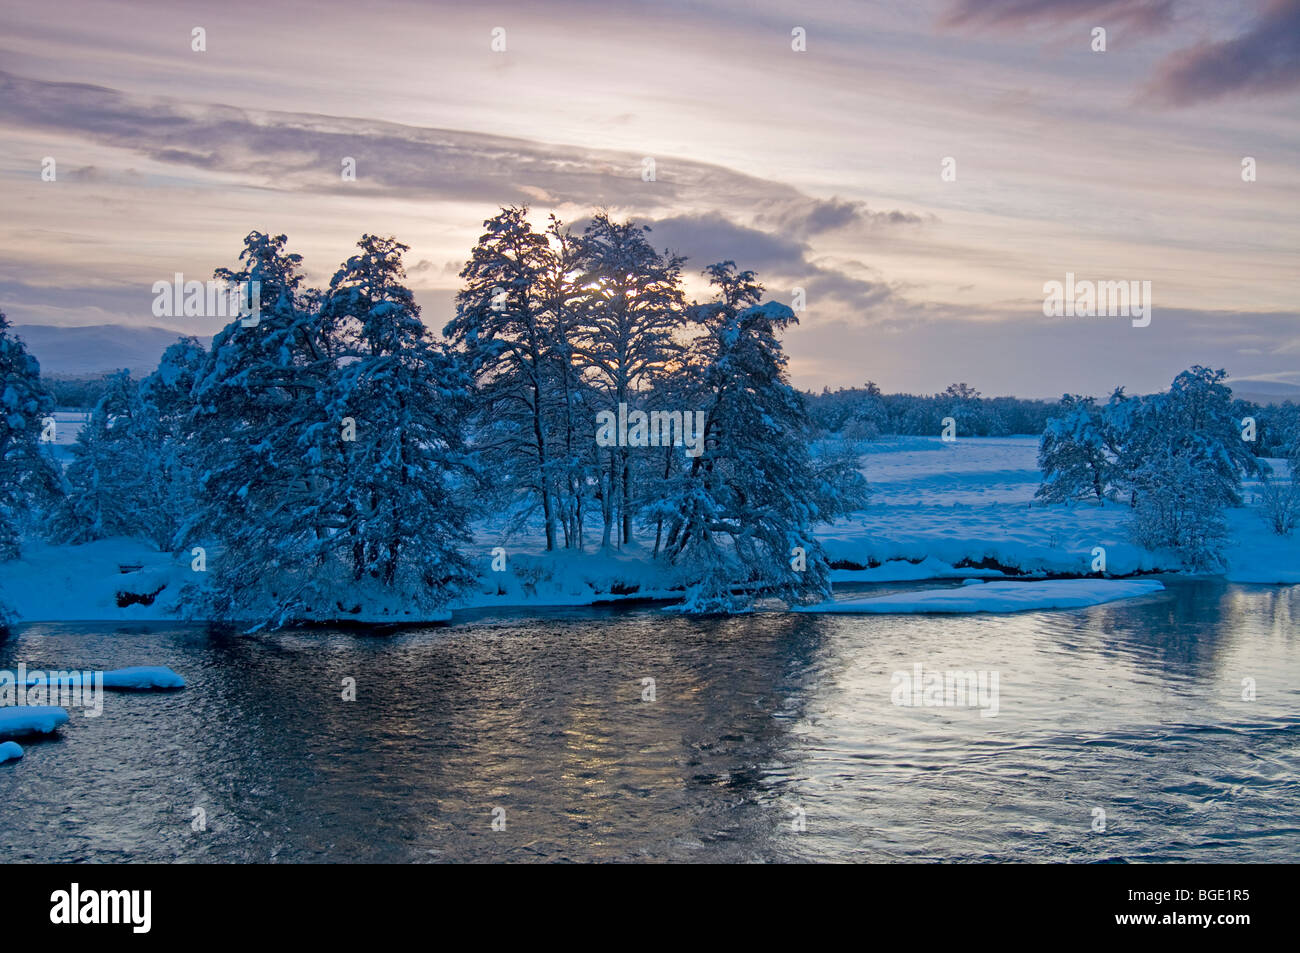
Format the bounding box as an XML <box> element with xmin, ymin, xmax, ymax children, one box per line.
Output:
<box><xmin>0</xmin><ymin>0</ymin><xmax>1297</xmax><ymax>397</ymax></box>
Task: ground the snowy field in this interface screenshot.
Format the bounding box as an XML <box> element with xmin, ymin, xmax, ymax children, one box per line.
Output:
<box><xmin>822</xmin><ymin>435</ymin><xmax>1299</xmax><ymax>584</ymax></box>
<box><xmin>2</xmin><ymin>435</ymin><xmax>1296</xmax><ymax>624</ymax></box>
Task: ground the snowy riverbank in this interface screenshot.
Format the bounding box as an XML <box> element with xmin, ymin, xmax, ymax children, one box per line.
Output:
<box><xmin>2</xmin><ymin>436</ymin><xmax>1296</xmax><ymax>625</ymax></box>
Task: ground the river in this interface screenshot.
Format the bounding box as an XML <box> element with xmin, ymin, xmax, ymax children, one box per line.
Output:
<box><xmin>1</xmin><ymin>577</ymin><xmax>1297</xmax><ymax>862</ymax></box>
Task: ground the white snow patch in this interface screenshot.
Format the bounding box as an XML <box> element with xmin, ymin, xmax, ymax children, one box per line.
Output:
<box><xmin>0</xmin><ymin>740</ymin><xmax>22</xmax><ymax>763</ymax></box>
<box><xmin>25</xmin><ymin>666</ymin><xmax>186</xmax><ymax>690</ymax></box>
<box><xmin>0</xmin><ymin>706</ymin><xmax>70</xmax><ymax>738</ymax></box>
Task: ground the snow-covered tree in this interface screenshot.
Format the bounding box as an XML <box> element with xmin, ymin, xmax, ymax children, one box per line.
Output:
<box><xmin>536</xmin><ymin>215</ymin><xmax>596</xmax><ymax>550</ymax></box>
<box><xmin>186</xmin><ymin>232</ymin><xmax>332</xmax><ymax>620</ymax></box>
<box><xmin>133</xmin><ymin>337</ymin><xmax>206</xmax><ymax>548</ymax></box>
<box><xmin>0</xmin><ymin>312</ymin><xmax>61</xmax><ymax>561</ymax></box>
<box><xmin>446</xmin><ymin>207</ymin><xmax>563</xmax><ymax>550</ymax></box>
<box><xmin>318</xmin><ymin>234</ymin><xmax>478</xmax><ymax>610</ymax></box>
<box><xmin>1108</xmin><ymin>367</ymin><xmax>1257</xmax><ymax>569</ymax></box>
<box><xmin>1280</xmin><ymin>404</ymin><xmax>1300</xmax><ymax>474</ymax></box>
<box><xmin>843</xmin><ymin>381</ymin><xmax>888</xmax><ymax>442</ymax></box>
<box><xmin>54</xmin><ymin>340</ymin><xmax>204</xmax><ymax>551</ymax></box>
<box><xmin>575</xmin><ymin>212</ymin><xmax>687</xmax><ymax>547</ymax></box>
<box><xmin>941</xmin><ymin>382</ymin><xmax>1001</xmax><ymax>436</ymax></box>
<box><xmin>1128</xmin><ymin>440</ymin><xmax>1232</xmax><ymax>570</ymax></box>
<box><xmin>57</xmin><ymin>370</ymin><xmax>147</xmax><ymax>542</ymax></box>
<box><xmin>656</xmin><ymin>263</ymin><xmax>868</xmax><ymax>612</ymax></box>
<box><xmin>1258</xmin><ymin>472</ymin><xmax>1298</xmax><ymax>537</ymax></box>
<box><xmin>1035</xmin><ymin>394</ymin><xmax>1112</xmax><ymax>503</ymax></box>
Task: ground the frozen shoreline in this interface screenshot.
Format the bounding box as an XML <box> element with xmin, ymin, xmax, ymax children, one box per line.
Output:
<box><xmin>2</xmin><ymin>436</ymin><xmax>1295</xmax><ymax>625</ymax></box>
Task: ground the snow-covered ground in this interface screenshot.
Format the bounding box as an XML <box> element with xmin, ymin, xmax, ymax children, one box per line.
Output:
<box><xmin>821</xmin><ymin>435</ymin><xmax>1299</xmax><ymax>583</ymax></box>
<box><xmin>2</xmin><ymin>435</ymin><xmax>1295</xmax><ymax>624</ymax></box>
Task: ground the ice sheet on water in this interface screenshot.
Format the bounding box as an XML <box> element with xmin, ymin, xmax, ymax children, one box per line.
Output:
<box><xmin>799</xmin><ymin>578</ymin><xmax>1165</xmax><ymax>614</ymax></box>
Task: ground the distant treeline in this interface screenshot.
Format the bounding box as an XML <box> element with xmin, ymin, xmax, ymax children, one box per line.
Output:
<box><xmin>804</xmin><ymin>382</ymin><xmax>1056</xmax><ymax>439</ymax></box>
<box><xmin>804</xmin><ymin>381</ymin><xmax>1298</xmax><ymax>459</ymax></box>
<box><xmin>48</xmin><ymin>364</ymin><xmax>1300</xmax><ymax>461</ymax></box>
<box><xmin>45</xmin><ymin>375</ymin><xmax>119</xmax><ymax>412</ymax></box>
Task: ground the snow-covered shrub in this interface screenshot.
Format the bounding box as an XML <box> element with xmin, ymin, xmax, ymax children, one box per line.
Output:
<box><xmin>1129</xmin><ymin>445</ymin><xmax>1231</xmax><ymax>570</ymax></box>
<box><xmin>842</xmin><ymin>416</ymin><xmax>881</xmax><ymax>443</ymax></box>
<box><xmin>1259</xmin><ymin>475</ymin><xmax>1299</xmax><ymax>537</ymax></box>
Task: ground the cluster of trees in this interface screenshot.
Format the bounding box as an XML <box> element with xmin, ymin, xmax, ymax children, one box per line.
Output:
<box><xmin>0</xmin><ymin>210</ymin><xmax>868</xmax><ymax>624</ymax></box>
<box><xmin>436</xmin><ymin>208</ymin><xmax>867</xmax><ymax>610</ymax></box>
<box><xmin>1036</xmin><ymin>366</ymin><xmax>1299</xmax><ymax>568</ymax></box>
<box><xmin>806</xmin><ymin>382</ymin><xmax>1059</xmax><ymax>439</ymax></box>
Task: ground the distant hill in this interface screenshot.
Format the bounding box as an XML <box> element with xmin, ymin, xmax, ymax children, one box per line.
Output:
<box><xmin>12</xmin><ymin>324</ymin><xmax>199</xmax><ymax>377</ymax></box>
<box><xmin>1231</xmin><ymin>380</ymin><xmax>1300</xmax><ymax>407</ymax></box>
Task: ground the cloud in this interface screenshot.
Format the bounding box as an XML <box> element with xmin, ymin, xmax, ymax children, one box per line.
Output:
<box><xmin>638</xmin><ymin>213</ymin><xmax>898</xmax><ymax>314</ymax></box>
<box><xmin>1145</xmin><ymin>0</ymin><xmax>1300</xmax><ymax>105</ymax></box>
<box><xmin>751</xmin><ymin>197</ymin><xmax>928</xmax><ymax>239</ymax></box>
<box><xmin>0</xmin><ymin>71</ymin><xmax>819</xmax><ymax>215</ymax></box>
<box><xmin>941</xmin><ymin>0</ymin><xmax>1174</xmax><ymax>30</ymax></box>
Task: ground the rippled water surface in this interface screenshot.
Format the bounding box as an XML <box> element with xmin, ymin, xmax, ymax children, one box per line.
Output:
<box><xmin>2</xmin><ymin>578</ymin><xmax>1298</xmax><ymax>862</ymax></box>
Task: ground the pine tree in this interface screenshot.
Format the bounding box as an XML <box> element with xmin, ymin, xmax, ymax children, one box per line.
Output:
<box><xmin>0</xmin><ymin>312</ymin><xmax>61</xmax><ymax>561</ymax></box>
<box><xmin>186</xmin><ymin>232</ymin><xmax>332</xmax><ymax>620</ymax></box>
<box><xmin>574</xmin><ymin>212</ymin><xmax>687</xmax><ymax>547</ymax></box>
<box><xmin>318</xmin><ymin>234</ymin><xmax>478</xmax><ymax>610</ymax></box>
<box><xmin>55</xmin><ymin>340</ymin><xmax>204</xmax><ymax>551</ymax></box>
<box><xmin>133</xmin><ymin>337</ymin><xmax>206</xmax><ymax>549</ymax></box>
<box><xmin>537</xmin><ymin>215</ymin><xmax>595</xmax><ymax>550</ymax></box>
<box><xmin>57</xmin><ymin>370</ymin><xmax>148</xmax><ymax>542</ymax></box>
<box><xmin>658</xmin><ymin>263</ymin><xmax>868</xmax><ymax>612</ymax></box>
<box><xmin>445</xmin><ymin>207</ymin><xmax>562</xmax><ymax>550</ymax></box>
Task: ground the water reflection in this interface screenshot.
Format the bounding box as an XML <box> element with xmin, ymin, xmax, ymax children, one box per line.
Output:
<box><xmin>0</xmin><ymin>582</ymin><xmax>1297</xmax><ymax>862</ymax></box>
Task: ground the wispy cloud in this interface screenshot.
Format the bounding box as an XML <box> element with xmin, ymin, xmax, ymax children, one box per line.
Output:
<box><xmin>941</xmin><ymin>0</ymin><xmax>1174</xmax><ymax>30</ymax></box>
<box><xmin>1146</xmin><ymin>0</ymin><xmax>1300</xmax><ymax>105</ymax></box>
<box><xmin>0</xmin><ymin>0</ymin><xmax>1295</xmax><ymax>394</ymax></box>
